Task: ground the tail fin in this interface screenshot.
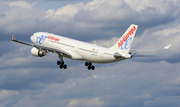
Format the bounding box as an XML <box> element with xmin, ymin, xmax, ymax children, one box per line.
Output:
<box><xmin>109</xmin><ymin>24</ymin><xmax>138</xmax><ymax>53</ymax></box>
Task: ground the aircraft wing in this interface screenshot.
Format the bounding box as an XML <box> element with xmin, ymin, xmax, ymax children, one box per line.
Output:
<box><xmin>11</xmin><ymin>35</ymin><xmax>71</xmax><ymax>57</ymax></box>
<box><xmin>12</xmin><ymin>34</ymin><xmax>34</xmax><ymax>46</ymax></box>
<box><xmin>130</xmin><ymin>44</ymin><xmax>172</xmax><ymax>53</ymax></box>
<box><xmin>33</xmin><ymin>45</ymin><xmax>71</xmax><ymax>57</ymax></box>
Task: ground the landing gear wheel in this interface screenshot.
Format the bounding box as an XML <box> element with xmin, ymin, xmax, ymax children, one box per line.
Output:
<box><xmin>86</xmin><ymin>62</ymin><xmax>95</xmax><ymax>70</ymax></box>
<box><xmin>88</xmin><ymin>66</ymin><xmax>91</xmax><ymax>70</ymax></box>
<box><xmin>92</xmin><ymin>66</ymin><xmax>95</xmax><ymax>70</ymax></box>
<box><xmin>85</xmin><ymin>62</ymin><xmax>89</xmax><ymax>66</ymax></box>
<box><xmin>60</xmin><ymin>64</ymin><xmax>64</xmax><ymax>69</ymax></box>
<box><xmin>57</xmin><ymin>61</ymin><xmax>61</xmax><ymax>65</ymax></box>
<box><xmin>58</xmin><ymin>60</ymin><xmax>67</xmax><ymax>69</ymax></box>
<box><xmin>64</xmin><ymin>64</ymin><xmax>67</xmax><ymax>69</ymax></box>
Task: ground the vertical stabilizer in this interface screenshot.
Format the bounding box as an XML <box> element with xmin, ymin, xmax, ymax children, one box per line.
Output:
<box><xmin>109</xmin><ymin>24</ymin><xmax>138</xmax><ymax>53</ymax></box>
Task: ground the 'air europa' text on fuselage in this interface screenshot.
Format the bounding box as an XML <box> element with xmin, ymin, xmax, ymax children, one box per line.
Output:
<box><xmin>47</xmin><ymin>36</ymin><xmax>60</xmax><ymax>42</ymax></box>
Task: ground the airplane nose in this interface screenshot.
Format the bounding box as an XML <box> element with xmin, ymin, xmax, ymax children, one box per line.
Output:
<box><xmin>30</xmin><ymin>35</ymin><xmax>35</xmax><ymax>43</ymax></box>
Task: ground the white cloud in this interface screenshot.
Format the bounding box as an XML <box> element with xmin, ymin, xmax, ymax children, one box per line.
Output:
<box><xmin>171</xmin><ymin>77</ymin><xmax>180</xmax><ymax>85</ymax></box>
<box><xmin>125</xmin><ymin>0</ymin><xmax>171</xmax><ymax>14</ymax></box>
<box><xmin>93</xmin><ymin>75</ymin><xmax>98</xmax><ymax>78</ymax></box>
<box><xmin>144</xmin><ymin>100</ymin><xmax>152</xmax><ymax>106</ymax></box>
<box><xmin>153</xmin><ymin>24</ymin><xmax>180</xmax><ymax>37</ymax></box>
<box><xmin>67</xmin><ymin>98</ymin><xmax>103</xmax><ymax>107</ymax></box>
<box><xmin>55</xmin><ymin>3</ymin><xmax>84</xmax><ymax>17</ymax></box>
<box><xmin>0</xmin><ymin>90</ymin><xmax>18</xmax><ymax>106</ymax></box>
<box><xmin>5</xmin><ymin>1</ymin><xmax>36</xmax><ymax>9</ymax></box>
<box><xmin>0</xmin><ymin>90</ymin><xmax>18</xmax><ymax>98</ymax></box>
<box><xmin>1</xmin><ymin>0</ymin><xmax>180</xmax><ymax>38</ymax></box>
<box><xmin>84</xmin><ymin>0</ymin><xmax>107</xmax><ymax>11</ymax></box>
<box><xmin>0</xmin><ymin>59</ymin><xmax>180</xmax><ymax>106</ymax></box>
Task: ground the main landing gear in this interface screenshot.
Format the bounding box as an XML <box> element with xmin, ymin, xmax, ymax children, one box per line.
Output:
<box><xmin>57</xmin><ymin>53</ymin><xmax>95</xmax><ymax>70</ymax></box>
<box><xmin>85</xmin><ymin>62</ymin><xmax>95</xmax><ymax>70</ymax></box>
<box><xmin>57</xmin><ymin>60</ymin><xmax>67</xmax><ymax>69</ymax></box>
<box><xmin>57</xmin><ymin>53</ymin><xmax>67</xmax><ymax>69</ymax></box>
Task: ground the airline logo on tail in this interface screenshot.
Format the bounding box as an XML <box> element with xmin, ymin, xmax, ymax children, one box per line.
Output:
<box><xmin>118</xmin><ymin>26</ymin><xmax>136</xmax><ymax>48</ymax></box>
<box><xmin>121</xmin><ymin>37</ymin><xmax>132</xmax><ymax>50</ymax></box>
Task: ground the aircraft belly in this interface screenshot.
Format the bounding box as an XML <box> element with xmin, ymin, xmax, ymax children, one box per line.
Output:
<box><xmin>79</xmin><ymin>52</ymin><xmax>116</xmax><ymax>63</ymax></box>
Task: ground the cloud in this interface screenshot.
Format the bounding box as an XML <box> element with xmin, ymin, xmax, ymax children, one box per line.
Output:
<box><xmin>0</xmin><ymin>90</ymin><xmax>18</xmax><ymax>107</ymax></box>
<box><xmin>0</xmin><ymin>59</ymin><xmax>180</xmax><ymax>106</ymax></box>
<box><xmin>1</xmin><ymin>0</ymin><xmax>180</xmax><ymax>41</ymax></box>
<box><xmin>67</xmin><ymin>98</ymin><xmax>103</xmax><ymax>107</ymax></box>
<box><xmin>4</xmin><ymin>1</ymin><xmax>37</xmax><ymax>9</ymax></box>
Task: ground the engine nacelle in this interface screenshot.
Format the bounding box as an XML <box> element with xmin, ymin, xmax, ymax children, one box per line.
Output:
<box><xmin>31</xmin><ymin>47</ymin><xmax>46</xmax><ymax>57</ymax></box>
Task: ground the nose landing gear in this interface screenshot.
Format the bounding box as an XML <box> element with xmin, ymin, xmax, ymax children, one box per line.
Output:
<box><xmin>85</xmin><ymin>62</ymin><xmax>95</xmax><ymax>70</ymax></box>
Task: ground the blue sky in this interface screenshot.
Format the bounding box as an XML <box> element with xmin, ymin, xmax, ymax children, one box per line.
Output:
<box><xmin>0</xmin><ymin>0</ymin><xmax>180</xmax><ymax>107</ymax></box>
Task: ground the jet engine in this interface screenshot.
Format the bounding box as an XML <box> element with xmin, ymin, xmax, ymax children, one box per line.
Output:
<box><xmin>31</xmin><ymin>47</ymin><xmax>46</xmax><ymax>57</ymax></box>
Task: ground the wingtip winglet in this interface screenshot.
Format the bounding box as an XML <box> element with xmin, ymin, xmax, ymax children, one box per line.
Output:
<box><xmin>164</xmin><ymin>44</ymin><xmax>172</xmax><ymax>49</ymax></box>
<box><xmin>12</xmin><ymin>34</ymin><xmax>16</xmax><ymax>40</ymax></box>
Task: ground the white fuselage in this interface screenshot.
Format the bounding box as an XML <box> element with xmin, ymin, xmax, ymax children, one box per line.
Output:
<box><xmin>30</xmin><ymin>32</ymin><xmax>129</xmax><ymax>64</ymax></box>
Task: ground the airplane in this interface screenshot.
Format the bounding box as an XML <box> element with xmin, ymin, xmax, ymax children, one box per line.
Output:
<box><xmin>12</xmin><ymin>24</ymin><xmax>171</xmax><ymax>70</ymax></box>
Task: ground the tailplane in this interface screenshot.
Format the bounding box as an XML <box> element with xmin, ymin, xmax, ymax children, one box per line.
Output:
<box><xmin>109</xmin><ymin>24</ymin><xmax>138</xmax><ymax>53</ymax></box>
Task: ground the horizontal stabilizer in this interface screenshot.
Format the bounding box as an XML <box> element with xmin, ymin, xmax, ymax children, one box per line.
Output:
<box><xmin>164</xmin><ymin>44</ymin><xmax>172</xmax><ymax>49</ymax></box>
<box><xmin>132</xmin><ymin>55</ymin><xmax>156</xmax><ymax>57</ymax></box>
<box><xmin>130</xmin><ymin>44</ymin><xmax>172</xmax><ymax>53</ymax></box>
